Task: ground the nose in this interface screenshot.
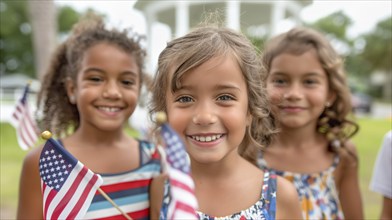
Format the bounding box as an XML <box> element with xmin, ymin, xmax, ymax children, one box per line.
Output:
<box><xmin>102</xmin><ymin>81</ymin><xmax>122</xmax><ymax>99</ymax></box>
<box><xmin>283</xmin><ymin>83</ymin><xmax>303</xmax><ymax>101</ymax></box>
<box><xmin>192</xmin><ymin>102</ymin><xmax>217</xmax><ymax>126</ymax></box>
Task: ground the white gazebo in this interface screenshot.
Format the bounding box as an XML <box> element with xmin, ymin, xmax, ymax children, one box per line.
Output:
<box><xmin>134</xmin><ymin>0</ymin><xmax>313</xmax><ymax>73</ymax></box>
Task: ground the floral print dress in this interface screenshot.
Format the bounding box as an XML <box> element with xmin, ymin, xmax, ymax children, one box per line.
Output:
<box><xmin>258</xmin><ymin>155</ymin><xmax>344</xmax><ymax>220</ymax></box>
<box><xmin>160</xmin><ymin>170</ymin><xmax>277</xmax><ymax>220</ymax></box>
<box><xmin>196</xmin><ymin>170</ymin><xmax>277</xmax><ymax>220</ymax></box>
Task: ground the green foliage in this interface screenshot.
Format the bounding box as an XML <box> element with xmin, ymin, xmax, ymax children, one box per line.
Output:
<box><xmin>310</xmin><ymin>10</ymin><xmax>353</xmax><ymax>42</ymax></box>
<box><xmin>0</xmin><ymin>2</ymin><xmax>81</xmax><ymax>77</ymax></box>
<box><xmin>0</xmin><ymin>1</ymin><xmax>34</xmax><ymax>76</ymax></box>
<box><xmin>57</xmin><ymin>5</ymin><xmax>81</xmax><ymax>34</ymax></box>
<box><xmin>360</xmin><ymin>17</ymin><xmax>392</xmax><ymax>72</ymax></box>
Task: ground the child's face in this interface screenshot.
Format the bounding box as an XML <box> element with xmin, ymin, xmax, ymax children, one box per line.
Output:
<box><xmin>165</xmin><ymin>56</ymin><xmax>251</xmax><ymax>165</ymax></box>
<box><xmin>67</xmin><ymin>42</ymin><xmax>140</xmax><ymax>132</ymax></box>
<box><xmin>266</xmin><ymin>49</ymin><xmax>333</xmax><ymax>129</ymax></box>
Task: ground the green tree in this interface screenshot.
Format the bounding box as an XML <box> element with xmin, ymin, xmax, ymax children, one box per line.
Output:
<box><xmin>360</xmin><ymin>17</ymin><xmax>392</xmax><ymax>72</ymax></box>
<box><xmin>0</xmin><ymin>1</ymin><xmax>83</xmax><ymax>78</ymax></box>
<box><xmin>0</xmin><ymin>1</ymin><xmax>33</xmax><ymax>77</ymax></box>
<box><xmin>359</xmin><ymin>17</ymin><xmax>392</xmax><ymax>100</ymax></box>
<box><xmin>309</xmin><ymin>10</ymin><xmax>353</xmax><ymax>43</ymax></box>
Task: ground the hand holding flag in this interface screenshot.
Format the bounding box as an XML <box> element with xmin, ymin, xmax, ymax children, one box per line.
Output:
<box><xmin>157</xmin><ymin>112</ymin><xmax>198</xmax><ymax>220</ymax></box>
<box><xmin>10</xmin><ymin>82</ymin><xmax>39</xmax><ymax>150</ymax></box>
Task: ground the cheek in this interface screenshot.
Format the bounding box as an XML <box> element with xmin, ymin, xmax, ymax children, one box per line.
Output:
<box><xmin>266</xmin><ymin>87</ymin><xmax>283</xmax><ymax>105</ymax></box>
<box><xmin>167</xmin><ymin>109</ymin><xmax>188</xmax><ymax>138</ymax></box>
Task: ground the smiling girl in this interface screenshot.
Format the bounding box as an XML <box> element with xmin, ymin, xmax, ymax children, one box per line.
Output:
<box><xmin>259</xmin><ymin>27</ymin><xmax>364</xmax><ymax>219</ymax></box>
<box><xmin>149</xmin><ymin>24</ymin><xmax>302</xmax><ymax>220</ymax></box>
<box><xmin>17</xmin><ymin>17</ymin><xmax>161</xmax><ymax>219</ymax></box>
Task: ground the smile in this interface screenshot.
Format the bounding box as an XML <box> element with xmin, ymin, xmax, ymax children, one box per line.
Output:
<box><xmin>190</xmin><ymin>134</ymin><xmax>223</xmax><ymax>142</ymax></box>
<box><xmin>97</xmin><ymin>106</ymin><xmax>122</xmax><ymax>112</ymax></box>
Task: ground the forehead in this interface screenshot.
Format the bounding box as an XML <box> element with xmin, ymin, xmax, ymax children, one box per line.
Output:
<box><xmin>270</xmin><ymin>49</ymin><xmax>324</xmax><ymax>74</ymax></box>
<box><xmin>176</xmin><ymin>55</ymin><xmax>246</xmax><ymax>88</ymax></box>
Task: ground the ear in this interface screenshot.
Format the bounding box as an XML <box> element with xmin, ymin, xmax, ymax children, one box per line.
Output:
<box><xmin>65</xmin><ymin>77</ymin><xmax>76</xmax><ymax>104</ymax></box>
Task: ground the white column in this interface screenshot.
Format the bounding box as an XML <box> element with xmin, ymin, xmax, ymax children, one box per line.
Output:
<box><xmin>226</xmin><ymin>0</ymin><xmax>240</xmax><ymax>31</ymax></box>
<box><xmin>270</xmin><ymin>1</ymin><xmax>285</xmax><ymax>37</ymax></box>
<box><xmin>175</xmin><ymin>1</ymin><xmax>189</xmax><ymax>38</ymax></box>
<box><xmin>145</xmin><ymin>11</ymin><xmax>156</xmax><ymax>74</ymax></box>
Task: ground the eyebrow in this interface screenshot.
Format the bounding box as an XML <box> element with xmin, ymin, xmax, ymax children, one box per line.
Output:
<box><xmin>83</xmin><ymin>67</ymin><xmax>138</xmax><ymax>76</ymax></box>
<box><xmin>270</xmin><ymin>71</ymin><xmax>325</xmax><ymax>77</ymax></box>
<box><xmin>179</xmin><ymin>84</ymin><xmax>242</xmax><ymax>91</ymax></box>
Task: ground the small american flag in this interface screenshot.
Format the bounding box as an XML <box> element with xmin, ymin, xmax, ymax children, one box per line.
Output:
<box><xmin>39</xmin><ymin>138</ymin><xmax>103</xmax><ymax>219</ymax></box>
<box><xmin>161</xmin><ymin>123</ymin><xmax>198</xmax><ymax>220</ymax></box>
<box><xmin>10</xmin><ymin>83</ymin><xmax>39</xmax><ymax>150</ymax></box>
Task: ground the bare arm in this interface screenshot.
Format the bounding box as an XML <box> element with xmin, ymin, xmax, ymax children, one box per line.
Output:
<box><xmin>380</xmin><ymin>197</ymin><xmax>392</xmax><ymax>220</ymax></box>
<box><xmin>338</xmin><ymin>142</ymin><xmax>364</xmax><ymax>219</ymax></box>
<box><xmin>276</xmin><ymin>176</ymin><xmax>303</xmax><ymax>220</ymax></box>
<box><xmin>16</xmin><ymin>147</ymin><xmax>43</xmax><ymax>219</ymax></box>
<box><xmin>149</xmin><ymin>174</ymin><xmax>167</xmax><ymax>220</ymax></box>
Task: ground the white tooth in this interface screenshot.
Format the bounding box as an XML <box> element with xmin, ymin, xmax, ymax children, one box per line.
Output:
<box><xmin>211</xmin><ymin>135</ymin><xmax>216</xmax><ymax>141</ymax></box>
<box><xmin>206</xmin><ymin>136</ymin><xmax>212</xmax><ymax>141</ymax></box>
<box><xmin>200</xmin><ymin>136</ymin><xmax>206</xmax><ymax>142</ymax></box>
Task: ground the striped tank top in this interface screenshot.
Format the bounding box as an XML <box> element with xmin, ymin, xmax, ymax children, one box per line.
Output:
<box><xmin>83</xmin><ymin>140</ymin><xmax>161</xmax><ymax>220</ymax></box>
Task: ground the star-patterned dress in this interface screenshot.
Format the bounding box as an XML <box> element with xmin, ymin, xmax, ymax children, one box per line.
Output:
<box><xmin>160</xmin><ymin>170</ymin><xmax>277</xmax><ymax>220</ymax></box>
<box><xmin>258</xmin><ymin>154</ymin><xmax>344</xmax><ymax>220</ymax></box>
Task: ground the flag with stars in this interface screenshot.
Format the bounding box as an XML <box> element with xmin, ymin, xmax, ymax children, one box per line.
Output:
<box><xmin>161</xmin><ymin>123</ymin><xmax>198</xmax><ymax>219</ymax></box>
<box><xmin>39</xmin><ymin>138</ymin><xmax>103</xmax><ymax>219</ymax></box>
<box><xmin>10</xmin><ymin>82</ymin><xmax>39</xmax><ymax>150</ymax></box>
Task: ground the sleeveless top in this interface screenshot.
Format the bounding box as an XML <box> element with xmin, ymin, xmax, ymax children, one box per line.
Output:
<box><xmin>57</xmin><ymin>140</ymin><xmax>161</xmax><ymax>220</ymax></box>
<box><xmin>258</xmin><ymin>154</ymin><xmax>344</xmax><ymax>220</ymax></box>
<box><xmin>160</xmin><ymin>170</ymin><xmax>277</xmax><ymax>220</ymax></box>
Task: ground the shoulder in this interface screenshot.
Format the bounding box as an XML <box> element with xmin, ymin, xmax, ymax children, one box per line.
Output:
<box><xmin>276</xmin><ymin>176</ymin><xmax>298</xmax><ymax>200</ymax></box>
<box><xmin>275</xmin><ymin>176</ymin><xmax>302</xmax><ymax>219</ymax></box>
<box><xmin>339</xmin><ymin>140</ymin><xmax>359</xmax><ymax>168</ymax></box>
<box><xmin>23</xmin><ymin>145</ymin><xmax>44</xmax><ymax>168</ymax></box>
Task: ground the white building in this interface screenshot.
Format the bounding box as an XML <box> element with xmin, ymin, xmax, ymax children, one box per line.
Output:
<box><xmin>134</xmin><ymin>0</ymin><xmax>313</xmax><ymax>73</ymax></box>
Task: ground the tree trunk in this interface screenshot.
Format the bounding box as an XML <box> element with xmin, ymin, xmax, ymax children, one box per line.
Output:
<box><xmin>28</xmin><ymin>0</ymin><xmax>57</xmax><ymax>80</ymax></box>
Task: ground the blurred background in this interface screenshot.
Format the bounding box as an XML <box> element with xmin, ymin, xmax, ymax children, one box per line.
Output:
<box><xmin>1</xmin><ymin>0</ymin><xmax>391</xmax><ymax>219</ymax></box>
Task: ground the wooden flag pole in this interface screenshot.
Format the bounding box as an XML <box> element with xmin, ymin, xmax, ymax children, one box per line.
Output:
<box><xmin>98</xmin><ymin>188</ymin><xmax>133</xmax><ymax>220</ymax></box>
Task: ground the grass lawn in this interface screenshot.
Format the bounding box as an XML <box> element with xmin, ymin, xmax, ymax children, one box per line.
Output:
<box><xmin>1</xmin><ymin>117</ymin><xmax>391</xmax><ymax>219</ymax></box>
<box><xmin>352</xmin><ymin>117</ymin><xmax>391</xmax><ymax>219</ymax></box>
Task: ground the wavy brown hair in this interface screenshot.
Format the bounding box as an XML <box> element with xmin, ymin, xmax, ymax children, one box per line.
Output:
<box><xmin>37</xmin><ymin>17</ymin><xmax>146</xmax><ymax>137</ymax></box>
<box><xmin>149</xmin><ymin>25</ymin><xmax>276</xmax><ymax>165</ymax></box>
<box><xmin>262</xmin><ymin>27</ymin><xmax>359</xmax><ymax>156</ymax></box>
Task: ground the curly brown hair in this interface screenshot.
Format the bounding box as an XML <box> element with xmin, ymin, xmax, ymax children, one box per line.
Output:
<box><xmin>149</xmin><ymin>25</ymin><xmax>276</xmax><ymax>165</ymax></box>
<box><xmin>262</xmin><ymin>27</ymin><xmax>359</xmax><ymax>156</ymax></box>
<box><xmin>37</xmin><ymin>17</ymin><xmax>146</xmax><ymax>137</ymax></box>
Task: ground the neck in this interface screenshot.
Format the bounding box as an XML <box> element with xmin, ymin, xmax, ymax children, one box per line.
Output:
<box><xmin>72</xmin><ymin>125</ymin><xmax>129</xmax><ymax>147</ymax></box>
<box><xmin>274</xmin><ymin>126</ymin><xmax>325</xmax><ymax>149</ymax></box>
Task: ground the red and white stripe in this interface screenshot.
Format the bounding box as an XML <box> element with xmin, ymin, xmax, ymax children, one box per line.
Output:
<box><xmin>42</xmin><ymin>162</ymin><xmax>103</xmax><ymax>219</ymax></box>
<box><xmin>10</xmin><ymin>101</ymin><xmax>39</xmax><ymax>150</ymax></box>
<box><xmin>167</xmin><ymin>166</ymin><xmax>198</xmax><ymax>220</ymax></box>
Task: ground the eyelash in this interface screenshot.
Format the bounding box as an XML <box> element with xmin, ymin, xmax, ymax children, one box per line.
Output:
<box><xmin>176</xmin><ymin>96</ymin><xmax>193</xmax><ymax>103</ymax></box>
<box><xmin>217</xmin><ymin>94</ymin><xmax>235</xmax><ymax>101</ymax></box>
<box><xmin>175</xmin><ymin>94</ymin><xmax>235</xmax><ymax>104</ymax></box>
